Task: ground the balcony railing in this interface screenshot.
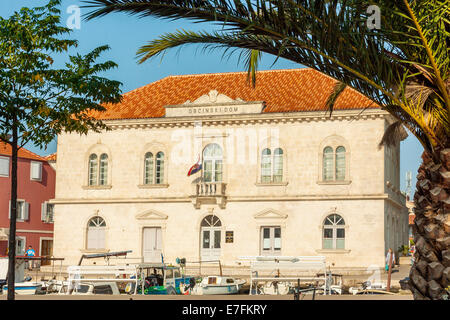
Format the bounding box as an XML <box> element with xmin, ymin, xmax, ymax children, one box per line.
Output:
<box><xmin>192</xmin><ymin>182</ymin><xmax>227</xmax><ymax>209</ymax></box>
<box><xmin>195</xmin><ymin>182</ymin><xmax>226</xmax><ymax>196</ymax></box>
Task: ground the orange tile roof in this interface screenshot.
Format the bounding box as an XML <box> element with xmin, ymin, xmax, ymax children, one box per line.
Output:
<box><xmin>88</xmin><ymin>68</ymin><xmax>379</xmax><ymax>120</ymax></box>
<box><xmin>43</xmin><ymin>153</ymin><xmax>56</xmax><ymax>161</ymax></box>
<box><xmin>0</xmin><ymin>143</ymin><xmax>46</xmax><ymax>161</ymax></box>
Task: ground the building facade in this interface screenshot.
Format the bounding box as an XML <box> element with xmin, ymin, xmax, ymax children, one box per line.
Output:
<box><xmin>0</xmin><ymin>143</ymin><xmax>55</xmax><ymax>261</ymax></box>
<box><xmin>52</xmin><ymin>69</ymin><xmax>409</xmax><ymax>272</ymax></box>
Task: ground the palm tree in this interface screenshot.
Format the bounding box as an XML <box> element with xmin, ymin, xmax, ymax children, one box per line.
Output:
<box><xmin>83</xmin><ymin>0</ymin><xmax>449</xmax><ymax>299</ymax></box>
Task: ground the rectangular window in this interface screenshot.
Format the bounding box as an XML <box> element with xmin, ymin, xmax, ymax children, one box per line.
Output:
<box><xmin>203</xmin><ymin>160</ymin><xmax>212</xmax><ymax>182</ymax></box>
<box><xmin>261</xmin><ymin>226</ymin><xmax>281</xmax><ymax>255</ymax></box>
<box><xmin>10</xmin><ymin>200</ymin><xmax>27</xmax><ymax>221</ymax></box>
<box><xmin>30</xmin><ymin>161</ymin><xmax>42</xmax><ymax>181</ymax></box>
<box><xmin>273</xmin><ymin>157</ymin><xmax>283</xmax><ymax>182</ymax></box>
<box><xmin>0</xmin><ymin>156</ymin><xmax>9</xmax><ymax>177</ymax></box>
<box><xmin>323</xmin><ymin>228</ymin><xmax>333</xmax><ymax>249</ymax></box>
<box><xmin>46</xmin><ymin>204</ymin><xmax>54</xmax><ymax>223</ymax></box>
<box><xmin>202</xmin><ymin>230</ymin><xmax>210</xmax><ymax>249</ymax></box>
<box><xmin>156</xmin><ymin>159</ymin><xmax>164</xmax><ymax>184</ymax></box>
<box><xmin>274</xmin><ymin>227</ymin><xmax>281</xmax><ymax>250</ymax></box>
<box><xmin>336</xmin><ymin>153</ymin><xmax>346</xmax><ymax>180</ymax></box>
<box><xmin>261</xmin><ymin>158</ymin><xmax>271</xmax><ymax>183</ymax></box>
<box><xmin>214</xmin><ymin>230</ymin><xmax>221</xmax><ymax>249</ymax></box>
<box><xmin>15</xmin><ymin>236</ymin><xmax>26</xmax><ymax>255</ymax></box>
<box><xmin>214</xmin><ymin>160</ymin><xmax>222</xmax><ymax>182</ymax></box>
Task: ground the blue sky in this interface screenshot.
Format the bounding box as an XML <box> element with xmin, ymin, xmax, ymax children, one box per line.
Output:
<box><xmin>1</xmin><ymin>0</ymin><xmax>423</xmax><ymax>197</ymax></box>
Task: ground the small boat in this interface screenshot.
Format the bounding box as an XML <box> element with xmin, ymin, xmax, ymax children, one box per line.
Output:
<box><xmin>129</xmin><ymin>263</ymin><xmax>195</xmax><ymax>295</ymax></box>
<box><xmin>2</xmin><ymin>282</ymin><xmax>42</xmax><ymax>295</ymax></box>
<box><xmin>189</xmin><ymin>276</ymin><xmax>245</xmax><ymax>295</ymax></box>
<box><xmin>348</xmin><ymin>281</ymin><xmax>388</xmax><ymax>295</ymax></box>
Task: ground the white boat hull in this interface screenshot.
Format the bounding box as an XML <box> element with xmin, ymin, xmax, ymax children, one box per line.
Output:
<box><xmin>190</xmin><ymin>277</ymin><xmax>245</xmax><ymax>295</ymax></box>
<box><xmin>2</xmin><ymin>282</ymin><xmax>42</xmax><ymax>295</ymax></box>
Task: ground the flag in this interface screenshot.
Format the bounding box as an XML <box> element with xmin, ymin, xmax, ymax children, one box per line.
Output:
<box><xmin>187</xmin><ymin>156</ymin><xmax>202</xmax><ymax>176</ymax></box>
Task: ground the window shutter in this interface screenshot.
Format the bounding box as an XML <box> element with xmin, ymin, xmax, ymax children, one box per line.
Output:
<box><xmin>41</xmin><ymin>202</ymin><xmax>47</xmax><ymax>221</ymax></box>
<box><xmin>98</xmin><ymin>229</ymin><xmax>105</xmax><ymax>249</ymax></box>
<box><xmin>87</xmin><ymin>228</ymin><xmax>96</xmax><ymax>249</ymax></box>
<box><xmin>30</xmin><ymin>162</ymin><xmax>42</xmax><ymax>180</ymax></box>
<box><xmin>23</xmin><ymin>202</ymin><xmax>29</xmax><ymax>220</ymax></box>
<box><xmin>0</xmin><ymin>157</ymin><xmax>9</xmax><ymax>176</ymax></box>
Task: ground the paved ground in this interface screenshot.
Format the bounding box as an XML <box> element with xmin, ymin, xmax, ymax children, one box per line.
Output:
<box><xmin>0</xmin><ymin>293</ymin><xmax>413</xmax><ymax>300</ymax></box>
<box><xmin>2</xmin><ymin>263</ymin><xmax>412</xmax><ymax>300</ymax></box>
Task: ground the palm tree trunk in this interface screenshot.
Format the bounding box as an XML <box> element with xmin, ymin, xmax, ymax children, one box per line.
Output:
<box><xmin>6</xmin><ymin>120</ymin><xmax>18</xmax><ymax>300</ymax></box>
<box><xmin>409</xmin><ymin>147</ymin><xmax>450</xmax><ymax>300</ymax></box>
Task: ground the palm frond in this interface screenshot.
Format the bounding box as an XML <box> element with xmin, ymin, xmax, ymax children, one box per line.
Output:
<box><xmin>325</xmin><ymin>81</ymin><xmax>347</xmax><ymax>116</ymax></box>
<box><xmin>83</xmin><ymin>0</ymin><xmax>450</xmax><ymax>151</ymax></box>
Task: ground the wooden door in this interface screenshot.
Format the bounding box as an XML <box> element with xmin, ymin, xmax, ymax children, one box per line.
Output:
<box><xmin>41</xmin><ymin>240</ymin><xmax>53</xmax><ymax>266</ymax></box>
<box><xmin>143</xmin><ymin>227</ymin><xmax>162</xmax><ymax>263</ymax></box>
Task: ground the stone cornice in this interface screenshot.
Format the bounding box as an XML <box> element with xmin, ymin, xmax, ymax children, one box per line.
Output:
<box><xmin>50</xmin><ymin>193</ymin><xmax>400</xmax><ymax>204</ymax></box>
<box><xmin>100</xmin><ymin>108</ymin><xmax>389</xmax><ymax>130</ymax></box>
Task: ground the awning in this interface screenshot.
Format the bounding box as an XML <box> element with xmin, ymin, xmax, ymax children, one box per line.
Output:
<box><xmin>0</xmin><ymin>228</ymin><xmax>9</xmax><ymax>241</ymax></box>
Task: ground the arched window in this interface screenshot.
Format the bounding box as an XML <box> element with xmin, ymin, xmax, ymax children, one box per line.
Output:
<box><xmin>99</xmin><ymin>154</ymin><xmax>108</xmax><ymax>185</ymax></box>
<box><xmin>144</xmin><ymin>152</ymin><xmax>154</xmax><ymax>184</ymax></box>
<box><xmin>261</xmin><ymin>148</ymin><xmax>271</xmax><ymax>183</ymax></box>
<box><xmin>322</xmin><ymin>214</ymin><xmax>345</xmax><ymax>249</ymax></box>
<box><xmin>273</xmin><ymin>148</ymin><xmax>283</xmax><ymax>182</ymax></box>
<box><xmin>335</xmin><ymin>146</ymin><xmax>346</xmax><ymax>181</ymax></box>
<box><xmin>88</xmin><ymin>154</ymin><xmax>98</xmax><ymax>186</ymax></box>
<box><xmin>201</xmin><ymin>215</ymin><xmax>222</xmax><ymax>227</ymax></box>
<box><xmin>87</xmin><ymin>216</ymin><xmax>106</xmax><ymax>250</ymax></box>
<box><xmin>203</xmin><ymin>144</ymin><xmax>223</xmax><ymax>182</ymax></box>
<box><xmin>155</xmin><ymin>152</ymin><xmax>164</xmax><ymax>184</ymax></box>
<box><xmin>322</xmin><ymin>147</ymin><xmax>334</xmax><ymax>181</ymax></box>
<box><xmin>260</xmin><ymin>147</ymin><xmax>284</xmax><ymax>183</ymax></box>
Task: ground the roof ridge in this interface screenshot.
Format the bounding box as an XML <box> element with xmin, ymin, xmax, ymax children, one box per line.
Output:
<box><xmin>120</xmin><ymin>67</ymin><xmax>312</xmax><ymax>97</ymax></box>
<box><xmin>164</xmin><ymin>67</ymin><xmax>311</xmax><ymax>80</ymax></box>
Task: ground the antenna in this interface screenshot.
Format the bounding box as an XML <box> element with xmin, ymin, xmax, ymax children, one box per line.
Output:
<box><xmin>405</xmin><ymin>171</ymin><xmax>412</xmax><ymax>197</ymax></box>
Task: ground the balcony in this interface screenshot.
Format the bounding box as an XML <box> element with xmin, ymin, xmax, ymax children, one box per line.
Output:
<box><xmin>191</xmin><ymin>182</ymin><xmax>227</xmax><ymax>209</ymax></box>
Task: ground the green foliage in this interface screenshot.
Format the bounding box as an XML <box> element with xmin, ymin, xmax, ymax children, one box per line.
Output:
<box><xmin>83</xmin><ymin>0</ymin><xmax>449</xmax><ymax>152</ymax></box>
<box><xmin>398</xmin><ymin>244</ymin><xmax>409</xmax><ymax>256</ymax></box>
<box><xmin>0</xmin><ymin>0</ymin><xmax>122</xmax><ymax>149</ymax></box>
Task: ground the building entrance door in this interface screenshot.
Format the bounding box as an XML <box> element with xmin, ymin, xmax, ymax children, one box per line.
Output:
<box><xmin>200</xmin><ymin>215</ymin><xmax>222</xmax><ymax>261</ymax></box>
<box><xmin>40</xmin><ymin>239</ymin><xmax>53</xmax><ymax>266</ymax></box>
<box><xmin>143</xmin><ymin>227</ymin><xmax>162</xmax><ymax>263</ymax></box>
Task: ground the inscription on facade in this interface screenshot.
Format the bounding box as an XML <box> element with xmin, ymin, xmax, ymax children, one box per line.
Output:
<box><xmin>165</xmin><ymin>90</ymin><xmax>264</xmax><ymax>117</ymax></box>
<box><xmin>188</xmin><ymin>106</ymin><xmax>240</xmax><ymax>115</ymax></box>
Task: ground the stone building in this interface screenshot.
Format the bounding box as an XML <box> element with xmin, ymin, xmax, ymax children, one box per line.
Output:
<box><xmin>51</xmin><ymin>68</ymin><xmax>409</xmax><ymax>273</ymax></box>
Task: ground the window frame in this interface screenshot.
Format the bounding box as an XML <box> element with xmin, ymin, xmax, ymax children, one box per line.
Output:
<box><xmin>15</xmin><ymin>236</ymin><xmax>26</xmax><ymax>256</ymax></box>
<box><xmin>202</xmin><ymin>143</ymin><xmax>223</xmax><ymax>183</ymax></box>
<box><xmin>259</xmin><ymin>147</ymin><xmax>285</xmax><ymax>184</ymax></box>
<box><xmin>86</xmin><ymin>216</ymin><xmax>107</xmax><ymax>250</ymax></box>
<box><xmin>0</xmin><ymin>156</ymin><xmax>10</xmax><ymax>177</ymax></box>
<box><xmin>260</xmin><ymin>226</ymin><xmax>282</xmax><ymax>255</ymax></box>
<box><xmin>87</xmin><ymin>152</ymin><xmax>110</xmax><ymax>187</ymax></box>
<box><xmin>41</xmin><ymin>201</ymin><xmax>54</xmax><ymax>223</ymax></box>
<box><xmin>30</xmin><ymin>161</ymin><xmax>43</xmax><ymax>181</ymax></box>
<box><xmin>322</xmin><ymin>214</ymin><xmax>346</xmax><ymax>250</ymax></box>
<box><xmin>9</xmin><ymin>199</ymin><xmax>28</xmax><ymax>221</ymax></box>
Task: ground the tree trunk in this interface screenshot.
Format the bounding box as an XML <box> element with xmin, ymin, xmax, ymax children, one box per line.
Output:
<box><xmin>409</xmin><ymin>147</ymin><xmax>450</xmax><ymax>300</ymax></box>
<box><xmin>6</xmin><ymin>121</ymin><xmax>18</xmax><ymax>300</ymax></box>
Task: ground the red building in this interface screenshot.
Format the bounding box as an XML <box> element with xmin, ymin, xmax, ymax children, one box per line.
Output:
<box><xmin>0</xmin><ymin>143</ymin><xmax>55</xmax><ymax>263</ymax></box>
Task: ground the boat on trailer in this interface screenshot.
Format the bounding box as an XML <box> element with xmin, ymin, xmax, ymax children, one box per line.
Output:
<box><xmin>188</xmin><ymin>276</ymin><xmax>245</xmax><ymax>295</ymax></box>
